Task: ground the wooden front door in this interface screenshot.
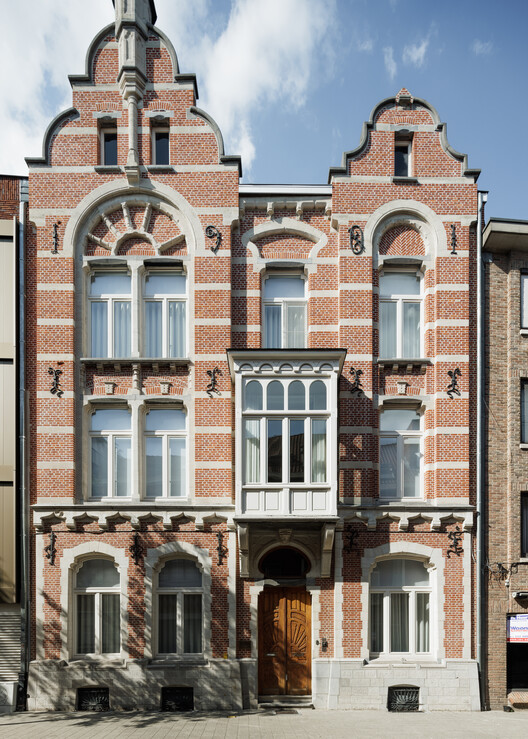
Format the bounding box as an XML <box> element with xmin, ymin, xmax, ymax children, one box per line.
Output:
<box><xmin>258</xmin><ymin>587</ymin><xmax>311</xmax><ymax>696</ymax></box>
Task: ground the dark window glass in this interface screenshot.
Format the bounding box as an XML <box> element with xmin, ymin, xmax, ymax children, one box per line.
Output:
<box><xmin>267</xmin><ymin>419</ymin><xmax>282</xmax><ymax>482</ymax></box>
<box><xmin>394</xmin><ymin>144</ymin><xmax>409</xmax><ymax>177</ymax></box>
<box><xmin>103</xmin><ymin>132</ymin><xmax>117</xmax><ymax>166</ymax></box>
<box><xmin>522</xmin><ymin>381</ymin><xmax>528</xmax><ymax>443</ymax></box>
<box><xmin>289</xmin><ymin>419</ymin><xmax>304</xmax><ymax>482</ymax></box>
<box><xmin>259</xmin><ymin>548</ymin><xmax>310</xmax><ymax>578</ymax></box>
<box><xmin>154</xmin><ymin>130</ymin><xmax>169</xmax><ymax>165</ymax></box>
<box><xmin>522</xmin><ymin>494</ymin><xmax>528</xmax><ymax>558</ymax></box>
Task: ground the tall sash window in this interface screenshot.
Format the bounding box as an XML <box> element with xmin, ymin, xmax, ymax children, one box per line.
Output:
<box><xmin>157</xmin><ymin>559</ymin><xmax>203</xmax><ymax>655</ymax></box>
<box><xmin>75</xmin><ymin>559</ymin><xmax>120</xmax><ymax>656</ymax></box>
<box><xmin>370</xmin><ymin>558</ymin><xmax>431</xmax><ymax>656</ymax></box>
<box><xmin>89</xmin><ymin>272</ymin><xmax>131</xmax><ymax>358</ymax></box>
<box><xmin>263</xmin><ymin>275</ymin><xmax>306</xmax><ymax>349</ymax></box>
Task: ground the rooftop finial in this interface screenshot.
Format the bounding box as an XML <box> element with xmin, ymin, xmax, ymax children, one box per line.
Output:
<box><xmin>112</xmin><ymin>0</ymin><xmax>157</xmax><ymax>29</ymax></box>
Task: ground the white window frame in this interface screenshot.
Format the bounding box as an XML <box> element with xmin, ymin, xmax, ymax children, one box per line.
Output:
<box><xmin>143</xmin><ymin>270</ymin><xmax>187</xmax><ymax>358</ymax></box>
<box><xmin>262</xmin><ymin>273</ymin><xmax>307</xmax><ymax>349</ymax></box>
<box><xmin>151</xmin><ymin>126</ymin><xmax>170</xmax><ymax>165</ymax></box>
<box><xmin>155</xmin><ymin>559</ymin><xmax>204</xmax><ymax>656</ymax></box>
<box><xmin>242</xmin><ymin>377</ymin><xmax>329</xmax><ymax>486</ymax></box>
<box><xmin>394</xmin><ymin>136</ymin><xmax>412</xmax><ymax>177</ymax></box>
<box><xmin>88</xmin><ymin>271</ymin><xmax>131</xmax><ymax>358</ymax></box>
<box><xmin>521</xmin><ymin>273</ymin><xmax>528</xmax><ymax>329</ymax></box>
<box><xmin>89</xmin><ymin>407</ymin><xmax>132</xmax><ymax>500</ymax></box>
<box><xmin>379</xmin><ymin>407</ymin><xmax>422</xmax><ymax>500</ymax></box>
<box><xmin>379</xmin><ymin>270</ymin><xmax>423</xmax><ymax>359</ymax></box>
<box><xmin>100</xmin><ymin>127</ymin><xmax>118</xmax><ymax>166</ymax></box>
<box><xmin>144</xmin><ymin>407</ymin><xmax>187</xmax><ymax>499</ymax></box>
<box><xmin>74</xmin><ymin>559</ymin><xmax>121</xmax><ymax>657</ymax></box>
<box><xmin>369</xmin><ymin>581</ymin><xmax>431</xmax><ymax>658</ymax></box>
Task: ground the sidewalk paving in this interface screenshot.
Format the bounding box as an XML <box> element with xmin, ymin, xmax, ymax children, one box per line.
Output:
<box><xmin>1</xmin><ymin>709</ymin><xmax>528</xmax><ymax>739</ymax></box>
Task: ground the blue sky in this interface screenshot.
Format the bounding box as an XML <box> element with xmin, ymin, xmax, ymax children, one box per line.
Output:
<box><xmin>1</xmin><ymin>0</ymin><xmax>527</xmax><ymax>218</ymax></box>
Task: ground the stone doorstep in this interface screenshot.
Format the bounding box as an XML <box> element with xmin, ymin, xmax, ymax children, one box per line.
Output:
<box><xmin>508</xmin><ymin>691</ymin><xmax>528</xmax><ymax>709</ymax></box>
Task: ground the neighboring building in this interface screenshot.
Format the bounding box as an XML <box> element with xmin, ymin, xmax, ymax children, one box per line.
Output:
<box><xmin>483</xmin><ymin>218</ymin><xmax>528</xmax><ymax>710</ymax></box>
<box><xmin>26</xmin><ymin>0</ymin><xmax>482</xmax><ymax>712</ymax></box>
<box><xmin>0</xmin><ymin>174</ymin><xmax>27</xmax><ymax>713</ymax></box>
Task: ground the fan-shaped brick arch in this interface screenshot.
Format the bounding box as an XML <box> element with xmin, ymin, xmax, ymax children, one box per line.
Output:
<box><xmin>85</xmin><ymin>201</ymin><xmax>185</xmax><ymax>256</ymax></box>
<box><xmin>379</xmin><ymin>225</ymin><xmax>425</xmax><ymax>256</ymax></box>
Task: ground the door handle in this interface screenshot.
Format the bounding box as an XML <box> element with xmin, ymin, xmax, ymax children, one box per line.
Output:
<box><xmin>266</xmin><ymin>653</ymin><xmax>276</xmax><ymax>656</ymax></box>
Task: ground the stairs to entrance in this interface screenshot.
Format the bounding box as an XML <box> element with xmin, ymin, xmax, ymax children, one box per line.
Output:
<box><xmin>258</xmin><ymin>695</ymin><xmax>314</xmax><ymax>710</ymax></box>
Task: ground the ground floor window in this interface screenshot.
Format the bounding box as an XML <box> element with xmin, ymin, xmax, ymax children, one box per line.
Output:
<box><xmin>75</xmin><ymin>558</ymin><xmax>120</xmax><ymax>655</ymax></box>
<box><xmin>370</xmin><ymin>558</ymin><xmax>430</xmax><ymax>655</ymax></box>
<box><xmin>157</xmin><ymin>558</ymin><xmax>203</xmax><ymax>654</ymax></box>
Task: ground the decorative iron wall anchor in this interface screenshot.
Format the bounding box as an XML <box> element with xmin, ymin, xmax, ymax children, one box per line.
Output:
<box><xmin>447</xmin><ymin>526</ymin><xmax>463</xmax><ymax>557</ymax></box>
<box><xmin>206</xmin><ymin>367</ymin><xmax>221</xmax><ymax>397</ymax></box>
<box><xmin>343</xmin><ymin>527</ymin><xmax>359</xmax><ymax>553</ymax></box>
<box><xmin>348</xmin><ymin>224</ymin><xmax>364</xmax><ymax>255</ymax></box>
<box><xmin>129</xmin><ymin>532</ymin><xmax>143</xmax><ymax>566</ymax></box>
<box><xmin>484</xmin><ymin>560</ymin><xmax>518</xmax><ymax>583</ymax></box>
<box><xmin>450</xmin><ymin>224</ymin><xmax>457</xmax><ymax>255</ymax></box>
<box><xmin>51</xmin><ymin>221</ymin><xmax>61</xmax><ymax>254</ymax></box>
<box><xmin>45</xmin><ymin>531</ymin><xmax>57</xmax><ymax>566</ymax></box>
<box><xmin>216</xmin><ymin>531</ymin><xmax>228</xmax><ymax>566</ymax></box>
<box><xmin>350</xmin><ymin>367</ymin><xmax>364</xmax><ymax>393</ymax></box>
<box><xmin>48</xmin><ymin>366</ymin><xmax>64</xmax><ymax>398</ymax></box>
<box><xmin>205</xmin><ymin>225</ymin><xmax>222</xmax><ymax>253</ymax></box>
<box><xmin>447</xmin><ymin>367</ymin><xmax>461</xmax><ymax>399</ymax></box>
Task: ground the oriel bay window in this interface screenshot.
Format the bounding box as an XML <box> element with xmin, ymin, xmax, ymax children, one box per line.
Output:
<box><xmin>144</xmin><ymin>272</ymin><xmax>186</xmax><ymax>358</ymax></box>
<box><xmin>379</xmin><ymin>408</ymin><xmax>421</xmax><ymax>499</ymax></box>
<box><xmin>89</xmin><ymin>272</ymin><xmax>131</xmax><ymax>357</ymax></box>
<box><xmin>370</xmin><ymin>558</ymin><xmax>431</xmax><ymax>656</ymax></box>
<box><xmin>379</xmin><ymin>271</ymin><xmax>422</xmax><ymax>358</ymax></box>
<box><xmin>90</xmin><ymin>408</ymin><xmax>131</xmax><ymax>498</ymax></box>
<box><xmin>75</xmin><ymin>559</ymin><xmax>120</xmax><ymax>656</ymax></box>
<box><xmin>145</xmin><ymin>408</ymin><xmax>186</xmax><ymax>498</ymax></box>
<box><xmin>157</xmin><ymin>559</ymin><xmax>203</xmax><ymax>655</ymax></box>
<box><xmin>263</xmin><ymin>275</ymin><xmax>306</xmax><ymax>348</ymax></box>
<box><xmin>243</xmin><ymin>378</ymin><xmax>328</xmax><ymax>484</ymax></box>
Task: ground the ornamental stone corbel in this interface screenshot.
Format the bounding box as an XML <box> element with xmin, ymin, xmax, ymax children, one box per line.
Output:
<box><xmin>321</xmin><ymin>523</ymin><xmax>335</xmax><ymax>578</ymax></box>
<box><xmin>237</xmin><ymin>523</ymin><xmax>249</xmax><ymax>578</ymax></box>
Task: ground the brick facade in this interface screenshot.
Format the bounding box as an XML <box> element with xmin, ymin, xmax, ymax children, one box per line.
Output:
<box><xmin>25</xmin><ymin>0</ymin><xmax>480</xmax><ymax>712</ymax></box>
<box><xmin>483</xmin><ymin>220</ymin><xmax>528</xmax><ymax>710</ymax></box>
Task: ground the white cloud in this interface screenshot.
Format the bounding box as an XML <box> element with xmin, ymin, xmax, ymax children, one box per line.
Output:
<box><xmin>0</xmin><ymin>0</ymin><xmax>112</xmax><ymax>174</ymax></box>
<box><xmin>383</xmin><ymin>46</ymin><xmax>397</xmax><ymax>80</ymax></box>
<box><xmin>403</xmin><ymin>38</ymin><xmax>429</xmax><ymax>68</ymax></box>
<box><xmin>357</xmin><ymin>39</ymin><xmax>373</xmax><ymax>53</ymax></box>
<box><xmin>182</xmin><ymin>0</ymin><xmax>337</xmax><ymax>174</ymax></box>
<box><xmin>0</xmin><ymin>0</ymin><xmax>336</xmax><ymax>178</ymax></box>
<box><xmin>471</xmin><ymin>39</ymin><xmax>493</xmax><ymax>56</ymax></box>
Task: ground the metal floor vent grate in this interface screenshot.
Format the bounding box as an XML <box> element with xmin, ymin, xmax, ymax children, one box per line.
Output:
<box><xmin>161</xmin><ymin>686</ymin><xmax>194</xmax><ymax>712</ymax></box>
<box><xmin>387</xmin><ymin>686</ymin><xmax>419</xmax><ymax>712</ymax></box>
<box><xmin>77</xmin><ymin>687</ymin><xmax>110</xmax><ymax>712</ymax></box>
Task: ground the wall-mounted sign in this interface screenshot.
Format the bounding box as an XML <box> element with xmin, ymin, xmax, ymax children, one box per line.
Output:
<box><xmin>507</xmin><ymin>614</ymin><xmax>528</xmax><ymax>643</ymax></box>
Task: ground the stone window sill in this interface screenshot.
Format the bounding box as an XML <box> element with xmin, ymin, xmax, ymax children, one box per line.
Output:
<box><xmin>147</xmin><ymin>657</ymin><xmax>208</xmax><ymax>668</ymax></box>
<box><xmin>520</xmin><ymin>444</ymin><xmax>528</xmax><ymax>450</ymax></box>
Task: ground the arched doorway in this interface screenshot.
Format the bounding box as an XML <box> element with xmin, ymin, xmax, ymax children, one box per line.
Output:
<box><xmin>258</xmin><ymin>548</ymin><xmax>311</xmax><ymax>697</ymax></box>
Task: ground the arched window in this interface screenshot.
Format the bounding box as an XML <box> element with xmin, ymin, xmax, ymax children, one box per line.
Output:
<box><xmin>157</xmin><ymin>559</ymin><xmax>203</xmax><ymax>655</ymax></box>
<box><xmin>369</xmin><ymin>558</ymin><xmax>430</xmax><ymax>655</ymax></box>
<box><xmin>75</xmin><ymin>559</ymin><xmax>120</xmax><ymax>655</ymax></box>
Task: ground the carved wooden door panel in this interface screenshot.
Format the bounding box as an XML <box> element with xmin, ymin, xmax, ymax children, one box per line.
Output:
<box><xmin>258</xmin><ymin>587</ymin><xmax>311</xmax><ymax>696</ymax></box>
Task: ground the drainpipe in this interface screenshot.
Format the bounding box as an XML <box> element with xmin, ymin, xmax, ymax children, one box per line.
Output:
<box><xmin>17</xmin><ymin>179</ymin><xmax>29</xmax><ymax>710</ymax></box>
<box><xmin>476</xmin><ymin>189</ymin><xmax>488</xmax><ymax>710</ymax></box>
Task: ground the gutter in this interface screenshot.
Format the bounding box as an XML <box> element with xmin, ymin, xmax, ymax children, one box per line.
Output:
<box><xmin>476</xmin><ymin>189</ymin><xmax>488</xmax><ymax>710</ymax></box>
<box><xmin>17</xmin><ymin>179</ymin><xmax>29</xmax><ymax>710</ymax></box>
